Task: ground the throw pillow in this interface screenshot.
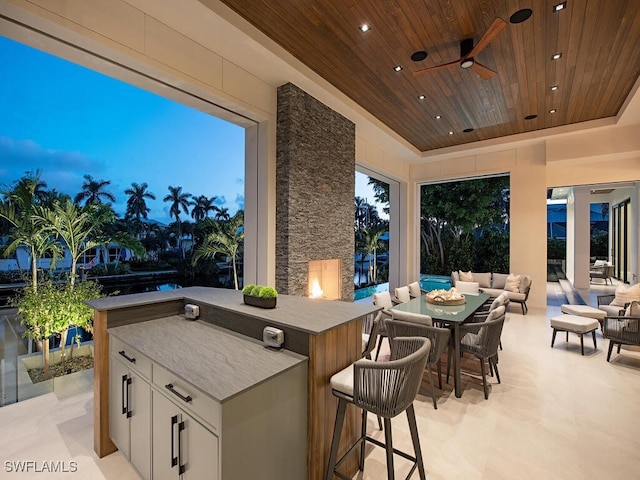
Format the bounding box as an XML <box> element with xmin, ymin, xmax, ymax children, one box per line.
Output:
<box><xmin>492</xmin><ymin>273</ymin><xmax>508</xmax><ymax>289</ymax></box>
<box><xmin>625</xmin><ymin>300</ymin><xmax>640</xmax><ymax>317</ymax></box>
<box><xmin>505</xmin><ymin>274</ymin><xmax>521</xmax><ymax>293</ymax></box>
<box><xmin>459</xmin><ymin>270</ymin><xmax>473</xmax><ymax>282</ymax></box>
<box><xmin>611</xmin><ymin>283</ymin><xmax>640</xmax><ymax>307</ymax></box>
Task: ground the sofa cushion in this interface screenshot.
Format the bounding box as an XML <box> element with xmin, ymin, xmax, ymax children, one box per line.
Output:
<box><xmin>459</xmin><ymin>270</ymin><xmax>474</xmax><ymax>282</ymax></box>
<box><xmin>473</xmin><ymin>272</ymin><xmax>492</xmax><ymax>288</ymax></box>
<box><xmin>480</xmin><ymin>288</ymin><xmax>504</xmax><ymax>298</ymax></box>
<box><xmin>519</xmin><ymin>275</ymin><xmax>532</xmax><ymax>294</ymax></box>
<box><xmin>610</xmin><ymin>283</ymin><xmax>640</xmax><ymax>307</ymax></box>
<box><xmin>599</xmin><ymin>304</ymin><xmax>623</xmax><ymax>316</ymax></box>
<box><xmin>451</xmin><ymin>271</ymin><xmax>460</xmax><ymax>283</ymax></box>
<box><xmin>505</xmin><ymin>274</ymin><xmax>521</xmax><ymax>293</ymax></box>
<box><xmin>492</xmin><ymin>273</ymin><xmax>509</xmax><ymax>289</ymax></box>
<box><xmin>456</xmin><ymin>281</ymin><xmax>479</xmax><ymax>294</ymax></box>
<box><xmin>593</xmin><ymin>259</ymin><xmax>607</xmax><ymax>267</ymax></box>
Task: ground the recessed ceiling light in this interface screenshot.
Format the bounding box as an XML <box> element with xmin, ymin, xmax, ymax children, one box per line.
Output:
<box><xmin>448</xmin><ymin>131</ymin><xmax>454</xmax><ymax>135</ymax></box>
<box><xmin>359</xmin><ymin>24</ymin><xmax>370</xmax><ymax>33</ymax></box>
<box><xmin>551</xmin><ymin>85</ymin><xmax>559</xmax><ymax>91</ymax></box>
<box><xmin>549</xmin><ymin>109</ymin><xmax>557</xmax><ymax>114</ymax></box>
<box><xmin>411</xmin><ymin>51</ymin><xmax>428</xmax><ymax>62</ymax></box>
<box><xmin>463</xmin><ymin>128</ymin><xmax>474</xmax><ymax>133</ymax></box>
<box><xmin>553</xmin><ymin>2</ymin><xmax>567</xmax><ymax>13</ymax></box>
<box><xmin>393</xmin><ymin>65</ymin><xmax>403</xmax><ymax>72</ymax></box>
<box><xmin>525</xmin><ymin>114</ymin><xmax>538</xmax><ymax>120</ymax></box>
<box><xmin>434</xmin><ymin>115</ymin><xmax>441</xmax><ymax>120</ymax></box>
<box><xmin>510</xmin><ymin>8</ymin><xmax>533</xmax><ymax>24</ymax></box>
<box><xmin>418</xmin><ymin>95</ymin><xmax>425</xmax><ymax>100</ymax></box>
<box><xmin>552</xmin><ymin>53</ymin><xmax>562</xmax><ymax>60</ymax></box>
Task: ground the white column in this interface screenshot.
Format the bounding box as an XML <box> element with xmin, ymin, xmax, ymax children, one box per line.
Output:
<box><xmin>567</xmin><ymin>187</ymin><xmax>591</xmax><ymax>288</ymax></box>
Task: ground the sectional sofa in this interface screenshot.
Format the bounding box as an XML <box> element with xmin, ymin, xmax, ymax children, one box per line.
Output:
<box><xmin>451</xmin><ymin>270</ymin><xmax>532</xmax><ymax>314</ymax></box>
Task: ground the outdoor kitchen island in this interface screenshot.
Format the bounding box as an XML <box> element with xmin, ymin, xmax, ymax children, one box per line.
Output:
<box><xmin>88</xmin><ymin>286</ymin><xmax>379</xmax><ymax>480</ymax></box>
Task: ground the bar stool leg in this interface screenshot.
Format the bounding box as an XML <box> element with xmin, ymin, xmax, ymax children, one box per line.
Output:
<box><xmin>406</xmin><ymin>404</ymin><xmax>426</xmax><ymax>480</ymax></box>
<box><xmin>383</xmin><ymin>417</ymin><xmax>395</xmax><ymax>480</ymax></box>
<box><xmin>359</xmin><ymin>410</ymin><xmax>367</xmax><ymax>470</ymax></box>
<box><xmin>326</xmin><ymin>397</ymin><xmax>347</xmax><ymax>480</ymax></box>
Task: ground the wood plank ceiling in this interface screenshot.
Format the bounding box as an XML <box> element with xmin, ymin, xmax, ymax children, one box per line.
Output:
<box><xmin>214</xmin><ymin>0</ymin><xmax>640</xmax><ymax>153</ymax></box>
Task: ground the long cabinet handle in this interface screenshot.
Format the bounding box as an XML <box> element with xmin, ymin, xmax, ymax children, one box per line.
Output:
<box><xmin>125</xmin><ymin>377</ymin><xmax>132</xmax><ymax>418</ymax></box>
<box><xmin>178</xmin><ymin>420</ymin><xmax>186</xmax><ymax>475</ymax></box>
<box><xmin>170</xmin><ymin>415</ymin><xmax>178</xmax><ymax>469</ymax></box>
<box><xmin>118</xmin><ymin>350</ymin><xmax>136</xmax><ymax>363</ymax></box>
<box><xmin>121</xmin><ymin>375</ymin><xmax>128</xmax><ymax>415</ymax></box>
<box><xmin>165</xmin><ymin>383</ymin><xmax>193</xmax><ymax>404</ymax></box>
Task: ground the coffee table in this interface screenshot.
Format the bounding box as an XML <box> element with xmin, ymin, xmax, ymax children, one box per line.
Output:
<box><xmin>391</xmin><ymin>292</ymin><xmax>490</xmax><ymax>398</ymax></box>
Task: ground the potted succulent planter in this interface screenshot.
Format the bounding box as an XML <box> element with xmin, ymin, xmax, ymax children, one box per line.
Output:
<box><xmin>242</xmin><ymin>284</ymin><xmax>278</xmax><ymax>309</ymax></box>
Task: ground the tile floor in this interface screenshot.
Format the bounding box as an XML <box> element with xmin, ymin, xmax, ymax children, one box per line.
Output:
<box><xmin>1</xmin><ymin>282</ymin><xmax>640</xmax><ymax>480</ymax></box>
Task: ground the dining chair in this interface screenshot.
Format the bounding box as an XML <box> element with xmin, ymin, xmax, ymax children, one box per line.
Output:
<box><xmin>386</xmin><ymin>316</ymin><xmax>451</xmax><ymax>409</ymax></box>
<box><xmin>372</xmin><ymin>291</ymin><xmax>395</xmax><ymax>360</ymax></box>
<box><xmin>326</xmin><ymin>336</ymin><xmax>430</xmax><ymax>480</ymax></box>
<box><xmin>408</xmin><ymin>281</ymin><xmax>424</xmax><ymax>298</ymax></box>
<box><xmin>394</xmin><ymin>285</ymin><xmax>411</xmax><ymax>303</ymax></box>
<box><xmin>447</xmin><ymin>306</ymin><xmax>505</xmax><ymax>399</ymax></box>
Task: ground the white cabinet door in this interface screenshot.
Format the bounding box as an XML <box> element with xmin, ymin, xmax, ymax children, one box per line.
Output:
<box><xmin>152</xmin><ymin>390</ymin><xmax>218</xmax><ymax>480</ymax></box>
<box><xmin>182</xmin><ymin>413</ymin><xmax>218</xmax><ymax>480</ymax></box>
<box><xmin>129</xmin><ymin>371</ymin><xmax>151</xmax><ymax>480</ymax></box>
<box><xmin>110</xmin><ymin>355</ymin><xmax>151</xmax><ymax>480</ymax></box>
<box><xmin>109</xmin><ymin>355</ymin><xmax>130</xmax><ymax>456</ymax></box>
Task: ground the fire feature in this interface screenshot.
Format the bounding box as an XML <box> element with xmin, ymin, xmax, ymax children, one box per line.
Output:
<box><xmin>308</xmin><ymin>259</ymin><xmax>341</xmax><ymax>300</ymax></box>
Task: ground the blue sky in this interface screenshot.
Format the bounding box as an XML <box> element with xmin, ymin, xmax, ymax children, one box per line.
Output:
<box><xmin>0</xmin><ymin>35</ymin><xmax>384</xmax><ymax>223</ymax></box>
<box><xmin>0</xmin><ymin>35</ymin><xmax>245</xmax><ymax>223</ymax></box>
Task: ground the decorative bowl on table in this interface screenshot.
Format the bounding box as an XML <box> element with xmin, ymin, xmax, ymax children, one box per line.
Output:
<box><xmin>425</xmin><ymin>287</ymin><xmax>466</xmax><ymax>306</ymax></box>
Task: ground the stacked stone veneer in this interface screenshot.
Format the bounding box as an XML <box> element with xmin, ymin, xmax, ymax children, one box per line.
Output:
<box><xmin>276</xmin><ymin>83</ymin><xmax>355</xmax><ymax>301</ymax></box>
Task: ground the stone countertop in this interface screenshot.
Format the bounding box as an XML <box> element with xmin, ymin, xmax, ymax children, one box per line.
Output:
<box><xmin>109</xmin><ymin>315</ymin><xmax>307</xmax><ymax>403</ymax></box>
<box><xmin>89</xmin><ymin>286</ymin><xmax>379</xmax><ymax>335</ymax></box>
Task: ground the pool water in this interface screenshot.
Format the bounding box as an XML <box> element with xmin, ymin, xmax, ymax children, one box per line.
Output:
<box><xmin>353</xmin><ymin>275</ymin><xmax>451</xmax><ymax>301</ymax></box>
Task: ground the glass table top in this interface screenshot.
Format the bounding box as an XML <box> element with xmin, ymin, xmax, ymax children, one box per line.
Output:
<box><xmin>390</xmin><ymin>292</ymin><xmax>490</xmax><ymax>323</ymax></box>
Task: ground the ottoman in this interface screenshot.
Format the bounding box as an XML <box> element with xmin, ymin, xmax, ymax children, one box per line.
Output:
<box><xmin>550</xmin><ymin>314</ymin><xmax>599</xmax><ymax>355</ymax></box>
<box><xmin>560</xmin><ymin>305</ymin><xmax>606</xmax><ymax>328</ymax></box>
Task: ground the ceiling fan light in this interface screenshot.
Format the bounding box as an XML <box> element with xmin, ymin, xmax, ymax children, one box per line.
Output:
<box><xmin>460</xmin><ymin>58</ymin><xmax>474</xmax><ymax>69</ymax></box>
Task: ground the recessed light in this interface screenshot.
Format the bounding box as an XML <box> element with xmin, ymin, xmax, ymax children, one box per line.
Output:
<box><xmin>553</xmin><ymin>2</ymin><xmax>567</xmax><ymax>13</ymax></box>
<box><xmin>552</xmin><ymin>53</ymin><xmax>562</xmax><ymax>60</ymax></box>
<box><xmin>411</xmin><ymin>51</ymin><xmax>428</xmax><ymax>62</ymax></box>
<box><xmin>549</xmin><ymin>109</ymin><xmax>557</xmax><ymax>114</ymax></box>
<box><xmin>551</xmin><ymin>85</ymin><xmax>559</xmax><ymax>91</ymax></box>
<box><xmin>393</xmin><ymin>65</ymin><xmax>403</xmax><ymax>72</ymax></box>
<box><xmin>359</xmin><ymin>24</ymin><xmax>371</xmax><ymax>33</ymax></box>
<box><xmin>525</xmin><ymin>114</ymin><xmax>538</xmax><ymax>120</ymax></box>
<box><xmin>418</xmin><ymin>95</ymin><xmax>425</xmax><ymax>100</ymax></box>
<box><xmin>448</xmin><ymin>131</ymin><xmax>454</xmax><ymax>135</ymax></box>
<box><xmin>434</xmin><ymin>115</ymin><xmax>441</xmax><ymax>120</ymax></box>
<box><xmin>510</xmin><ymin>8</ymin><xmax>533</xmax><ymax>24</ymax></box>
<box><xmin>463</xmin><ymin>128</ymin><xmax>474</xmax><ymax>133</ymax></box>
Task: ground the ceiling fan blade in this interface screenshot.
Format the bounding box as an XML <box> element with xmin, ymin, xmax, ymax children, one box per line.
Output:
<box><xmin>468</xmin><ymin>17</ymin><xmax>506</xmax><ymax>58</ymax></box>
<box><xmin>471</xmin><ymin>62</ymin><xmax>497</xmax><ymax>80</ymax></box>
<box><xmin>413</xmin><ymin>59</ymin><xmax>460</xmax><ymax>77</ymax></box>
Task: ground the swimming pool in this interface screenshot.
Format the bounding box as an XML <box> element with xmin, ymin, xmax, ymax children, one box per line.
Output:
<box><xmin>353</xmin><ymin>274</ymin><xmax>452</xmax><ymax>301</ymax></box>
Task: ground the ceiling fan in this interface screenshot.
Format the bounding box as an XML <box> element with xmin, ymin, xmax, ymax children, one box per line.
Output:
<box><xmin>413</xmin><ymin>17</ymin><xmax>506</xmax><ymax>80</ymax></box>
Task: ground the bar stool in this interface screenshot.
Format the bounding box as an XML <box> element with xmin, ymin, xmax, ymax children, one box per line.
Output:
<box><xmin>325</xmin><ymin>336</ymin><xmax>430</xmax><ymax>480</ymax></box>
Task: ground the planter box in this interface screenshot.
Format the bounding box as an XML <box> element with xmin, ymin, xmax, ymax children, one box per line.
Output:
<box><xmin>243</xmin><ymin>294</ymin><xmax>277</xmax><ymax>309</ymax></box>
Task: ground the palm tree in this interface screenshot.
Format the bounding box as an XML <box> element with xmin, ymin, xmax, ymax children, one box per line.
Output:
<box><xmin>125</xmin><ymin>182</ymin><xmax>156</xmax><ymax>234</ymax></box>
<box><xmin>163</xmin><ymin>186</ymin><xmax>192</xmax><ymax>246</ymax></box>
<box><xmin>74</xmin><ymin>174</ymin><xmax>116</xmax><ymax>206</ymax></box>
<box><xmin>192</xmin><ymin>211</ymin><xmax>244</xmax><ymax>289</ymax></box>
<box><xmin>215</xmin><ymin>206</ymin><xmax>230</xmax><ymax>221</ymax></box>
<box><xmin>0</xmin><ymin>171</ymin><xmax>61</xmax><ymax>287</ymax></box>
<box><xmin>363</xmin><ymin>227</ymin><xmax>385</xmax><ymax>284</ymax></box>
<box><xmin>191</xmin><ymin>195</ymin><xmax>218</xmax><ymax>222</ymax></box>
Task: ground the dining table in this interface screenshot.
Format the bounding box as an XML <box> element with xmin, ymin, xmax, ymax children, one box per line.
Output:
<box><xmin>390</xmin><ymin>292</ymin><xmax>490</xmax><ymax>398</ymax></box>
